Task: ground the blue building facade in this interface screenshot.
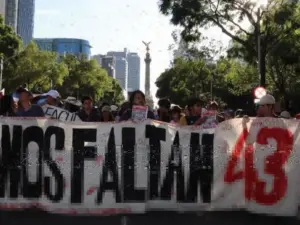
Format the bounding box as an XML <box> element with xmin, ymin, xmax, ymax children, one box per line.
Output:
<box><xmin>34</xmin><ymin>38</ymin><xmax>92</xmax><ymax>58</ymax></box>
<box><xmin>17</xmin><ymin>0</ymin><xmax>35</xmax><ymax>45</ymax></box>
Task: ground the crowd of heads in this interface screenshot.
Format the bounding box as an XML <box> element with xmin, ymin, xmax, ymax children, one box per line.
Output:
<box><xmin>0</xmin><ymin>87</ymin><xmax>296</xmax><ymax>124</ymax></box>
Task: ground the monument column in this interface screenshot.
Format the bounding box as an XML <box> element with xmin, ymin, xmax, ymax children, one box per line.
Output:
<box><xmin>142</xmin><ymin>41</ymin><xmax>154</xmax><ymax>108</ymax></box>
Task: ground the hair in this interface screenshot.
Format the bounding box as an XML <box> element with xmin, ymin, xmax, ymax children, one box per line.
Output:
<box><xmin>81</xmin><ymin>96</ymin><xmax>93</xmax><ymax>104</ymax></box>
<box><xmin>118</xmin><ymin>101</ymin><xmax>130</xmax><ymax>117</ymax></box>
<box><xmin>187</xmin><ymin>98</ymin><xmax>203</xmax><ymax>110</ymax></box>
<box><xmin>171</xmin><ymin>105</ymin><xmax>182</xmax><ymax>115</ymax></box>
<box><xmin>100</xmin><ymin>111</ymin><xmax>114</xmax><ymax>122</ymax></box>
<box><xmin>158</xmin><ymin>98</ymin><xmax>171</xmax><ymax>109</ymax></box>
<box><xmin>129</xmin><ymin>90</ymin><xmax>145</xmax><ymax>106</ymax></box>
<box><xmin>0</xmin><ymin>95</ymin><xmax>13</xmax><ymax>115</ymax></box>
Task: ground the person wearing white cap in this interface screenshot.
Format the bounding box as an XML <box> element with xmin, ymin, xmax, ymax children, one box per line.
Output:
<box><xmin>256</xmin><ymin>94</ymin><xmax>276</xmax><ymax>117</ymax></box>
<box><xmin>43</xmin><ymin>90</ymin><xmax>60</xmax><ymax>106</ymax></box>
<box><xmin>280</xmin><ymin>111</ymin><xmax>291</xmax><ymax>119</ymax></box>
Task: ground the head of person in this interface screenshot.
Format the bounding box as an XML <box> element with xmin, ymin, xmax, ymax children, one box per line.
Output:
<box><xmin>280</xmin><ymin>111</ymin><xmax>291</xmax><ymax>119</ymax></box>
<box><xmin>130</xmin><ymin>90</ymin><xmax>146</xmax><ymax>106</ymax></box>
<box><xmin>184</xmin><ymin>105</ymin><xmax>189</xmax><ymax>116</ymax></box>
<box><xmin>256</xmin><ymin>94</ymin><xmax>276</xmax><ymax>117</ymax></box>
<box><xmin>187</xmin><ymin>98</ymin><xmax>203</xmax><ymax>116</ymax></box>
<box><xmin>101</xmin><ymin>105</ymin><xmax>113</xmax><ymax>122</ymax></box>
<box><xmin>224</xmin><ymin>109</ymin><xmax>234</xmax><ymax>120</ymax></box>
<box><xmin>81</xmin><ymin>96</ymin><xmax>93</xmax><ymax>112</ymax></box>
<box><xmin>44</xmin><ymin>90</ymin><xmax>60</xmax><ymax>105</ymax></box>
<box><xmin>208</xmin><ymin>101</ymin><xmax>218</xmax><ymax>111</ymax></box>
<box><xmin>158</xmin><ymin>99</ymin><xmax>171</xmax><ymax>115</ymax></box>
<box><xmin>118</xmin><ymin>101</ymin><xmax>130</xmax><ymax>117</ymax></box>
<box><xmin>171</xmin><ymin>105</ymin><xmax>182</xmax><ymax>122</ymax></box>
<box><xmin>17</xmin><ymin>88</ymin><xmax>32</xmax><ymax>105</ymax></box>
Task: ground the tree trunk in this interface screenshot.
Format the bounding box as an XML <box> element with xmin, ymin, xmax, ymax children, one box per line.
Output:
<box><xmin>260</xmin><ymin>51</ymin><xmax>267</xmax><ymax>87</ymax></box>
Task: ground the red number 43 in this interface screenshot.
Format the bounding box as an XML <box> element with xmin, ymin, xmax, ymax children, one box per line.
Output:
<box><xmin>224</xmin><ymin>127</ymin><xmax>293</xmax><ymax>205</ymax></box>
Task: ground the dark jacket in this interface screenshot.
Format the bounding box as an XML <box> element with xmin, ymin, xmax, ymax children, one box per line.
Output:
<box><xmin>77</xmin><ymin>108</ymin><xmax>101</xmax><ymax>122</ymax></box>
<box><xmin>120</xmin><ymin>108</ymin><xmax>155</xmax><ymax>121</ymax></box>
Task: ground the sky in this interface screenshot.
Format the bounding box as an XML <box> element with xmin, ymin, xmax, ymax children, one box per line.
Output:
<box><xmin>34</xmin><ymin>0</ymin><xmax>231</xmax><ymax>101</ymax></box>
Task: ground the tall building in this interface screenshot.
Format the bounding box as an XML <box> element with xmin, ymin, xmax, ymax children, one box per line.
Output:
<box><xmin>92</xmin><ymin>54</ymin><xmax>116</xmax><ymax>78</ymax></box>
<box><xmin>107</xmin><ymin>48</ymin><xmax>140</xmax><ymax>92</ymax></box>
<box><xmin>127</xmin><ymin>53</ymin><xmax>140</xmax><ymax>92</ymax></box>
<box><xmin>17</xmin><ymin>0</ymin><xmax>35</xmax><ymax>45</ymax></box>
<box><xmin>114</xmin><ymin>57</ymin><xmax>128</xmax><ymax>90</ymax></box>
<box><xmin>107</xmin><ymin>49</ymin><xmax>128</xmax><ymax>90</ymax></box>
<box><xmin>101</xmin><ymin>56</ymin><xmax>116</xmax><ymax>78</ymax></box>
<box><xmin>34</xmin><ymin>38</ymin><xmax>92</xmax><ymax>58</ymax></box>
<box><xmin>5</xmin><ymin>0</ymin><xmax>18</xmax><ymax>31</ymax></box>
<box><xmin>0</xmin><ymin>0</ymin><xmax>6</xmax><ymax>21</ymax></box>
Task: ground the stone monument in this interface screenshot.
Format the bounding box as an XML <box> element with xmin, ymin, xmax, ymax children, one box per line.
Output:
<box><xmin>142</xmin><ymin>41</ymin><xmax>154</xmax><ymax>109</ymax></box>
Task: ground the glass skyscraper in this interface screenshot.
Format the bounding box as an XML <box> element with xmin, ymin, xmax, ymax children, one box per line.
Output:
<box><xmin>5</xmin><ymin>0</ymin><xmax>18</xmax><ymax>31</ymax></box>
<box><xmin>34</xmin><ymin>38</ymin><xmax>92</xmax><ymax>59</ymax></box>
<box><xmin>17</xmin><ymin>0</ymin><xmax>35</xmax><ymax>45</ymax></box>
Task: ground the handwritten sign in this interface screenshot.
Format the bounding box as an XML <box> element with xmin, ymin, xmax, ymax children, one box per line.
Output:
<box><xmin>202</xmin><ymin>110</ymin><xmax>217</xmax><ymax>129</ymax></box>
<box><xmin>131</xmin><ymin>105</ymin><xmax>148</xmax><ymax>122</ymax></box>
<box><xmin>42</xmin><ymin>104</ymin><xmax>81</xmax><ymax>122</ymax></box>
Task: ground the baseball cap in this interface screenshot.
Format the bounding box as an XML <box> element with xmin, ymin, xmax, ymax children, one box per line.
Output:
<box><xmin>110</xmin><ymin>105</ymin><xmax>118</xmax><ymax>111</ymax></box>
<box><xmin>280</xmin><ymin>111</ymin><xmax>291</xmax><ymax>119</ymax></box>
<box><xmin>257</xmin><ymin>94</ymin><xmax>276</xmax><ymax>105</ymax></box>
<box><xmin>102</xmin><ymin>105</ymin><xmax>111</xmax><ymax>112</ymax></box>
<box><xmin>43</xmin><ymin>90</ymin><xmax>60</xmax><ymax>99</ymax></box>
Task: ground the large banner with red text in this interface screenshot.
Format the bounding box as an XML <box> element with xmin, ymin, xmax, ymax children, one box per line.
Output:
<box><xmin>0</xmin><ymin>118</ymin><xmax>299</xmax><ymax>216</ymax></box>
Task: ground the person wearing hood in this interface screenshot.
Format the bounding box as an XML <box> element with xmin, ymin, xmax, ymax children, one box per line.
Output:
<box><xmin>77</xmin><ymin>96</ymin><xmax>101</xmax><ymax>122</ymax></box>
<box><xmin>120</xmin><ymin>90</ymin><xmax>154</xmax><ymax>121</ymax></box>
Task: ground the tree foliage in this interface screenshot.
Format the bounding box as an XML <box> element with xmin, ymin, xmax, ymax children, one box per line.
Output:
<box><xmin>156</xmin><ymin>57</ymin><xmax>211</xmax><ymax>106</ymax></box>
<box><xmin>58</xmin><ymin>55</ymin><xmax>124</xmax><ymax>103</ymax></box>
<box><xmin>3</xmin><ymin>41</ymin><xmax>68</xmax><ymax>92</ymax></box>
<box><xmin>0</xmin><ymin>15</ymin><xmax>22</xmax><ymax>59</ymax></box>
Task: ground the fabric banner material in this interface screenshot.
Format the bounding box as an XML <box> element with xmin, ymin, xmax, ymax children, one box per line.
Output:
<box><xmin>0</xmin><ymin>117</ymin><xmax>299</xmax><ymax>217</ymax></box>
<box><xmin>42</xmin><ymin>104</ymin><xmax>81</xmax><ymax>121</ymax></box>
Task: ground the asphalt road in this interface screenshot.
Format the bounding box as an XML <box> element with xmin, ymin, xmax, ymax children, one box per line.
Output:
<box><xmin>1</xmin><ymin>210</ymin><xmax>299</xmax><ymax>225</ymax></box>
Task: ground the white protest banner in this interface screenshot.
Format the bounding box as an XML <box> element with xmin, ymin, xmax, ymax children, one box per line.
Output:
<box><xmin>0</xmin><ymin>118</ymin><xmax>212</xmax><ymax>215</ymax></box>
<box><xmin>1</xmin><ymin>118</ymin><xmax>300</xmax><ymax>217</ymax></box>
<box><xmin>213</xmin><ymin>118</ymin><xmax>300</xmax><ymax>216</ymax></box>
<box><xmin>42</xmin><ymin>104</ymin><xmax>81</xmax><ymax>122</ymax></box>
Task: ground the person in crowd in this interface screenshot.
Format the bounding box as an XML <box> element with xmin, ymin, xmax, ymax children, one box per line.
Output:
<box><xmin>110</xmin><ymin>105</ymin><xmax>119</xmax><ymax>118</ymax></box>
<box><xmin>179</xmin><ymin>98</ymin><xmax>207</xmax><ymax>126</ymax></box>
<box><xmin>100</xmin><ymin>105</ymin><xmax>114</xmax><ymax>122</ymax></box>
<box><xmin>116</xmin><ymin>101</ymin><xmax>130</xmax><ymax>122</ymax></box>
<box><xmin>77</xmin><ymin>96</ymin><xmax>101</xmax><ymax>122</ymax></box>
<box><xmin>184</xmin><ymin>105</ymin><xmax>190</xmax><ymax>117</ymax></box>
<box><xmin>43</xmin><ymin>89</ymin><xmax>61</xmax><ymax>106</ymax></box>
<box><xmin>280</xmin><ymin>110</ymin><xmax>291</xmax><ymax>119</ymax></box>
<box><xmin>170</xmin><ymin>105</ymin><xmax>182</xmax><ymax>124</ymax></box>
<box><xmin>207</xmin><ymin>101</ymin><xmax>219</xmax><ymax>111</ymax></box>
<box><xmin>16</xmin><ymin>88</ymin><xmax>45</xmax><ymax>117</ymax></box>
<box><xmin>120</xmin><ymin>90</ymin><xmax>154</xmax><ymax>121</ymax></box>
<box><xmin>256</xmin><ymin>94</ymin><xmax>276</xmax><ymax>117</ymax></box>
<box><xmin>157</xmin><ymin>98</ymin><xmax>171</xmax><ymax>122</ymax></box>
<box><xmin>0</xmin><ymin>94</ymin><xmax>18</xmax><ymax>116</ymax></box>
<box><xmin>224</xmin><ymin>109</ymin><xmax>234</xmax><ymax>120</ymax></box>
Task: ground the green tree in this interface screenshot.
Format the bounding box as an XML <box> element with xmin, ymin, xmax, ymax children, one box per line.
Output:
<box><xmin>59</xmin><ymin>55</ymin><xmax>113</xmax><ymax>102</ymax></box>
<box><xmin>156</xmin><ymin>57</ymin><xmax>211</xmax><ymax>106</ymax></box>
<box><xmin>102</xmin><ymin>78</ymin><xmax>125</xmax><ymax>104</ymax></box>
<box><xmin>159</xmin><ymin>0</ymin><xmax>300</xmax><ymax>86</ymax></box>
<box><xmin>3</xmin><ymin>41</ymin><xmax>68</xmax><ymax>92</ymax></box>
<box><xmin>0</xmin><ymin>15</ymin><xmax>22</xmax><ymax>58</ymax></box>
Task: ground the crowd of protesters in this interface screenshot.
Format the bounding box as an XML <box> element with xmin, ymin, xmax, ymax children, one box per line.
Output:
<box><xmin>0</xmin><ymin>86</ymin><xmax>298</xmax><ymax>124</ymax></box>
